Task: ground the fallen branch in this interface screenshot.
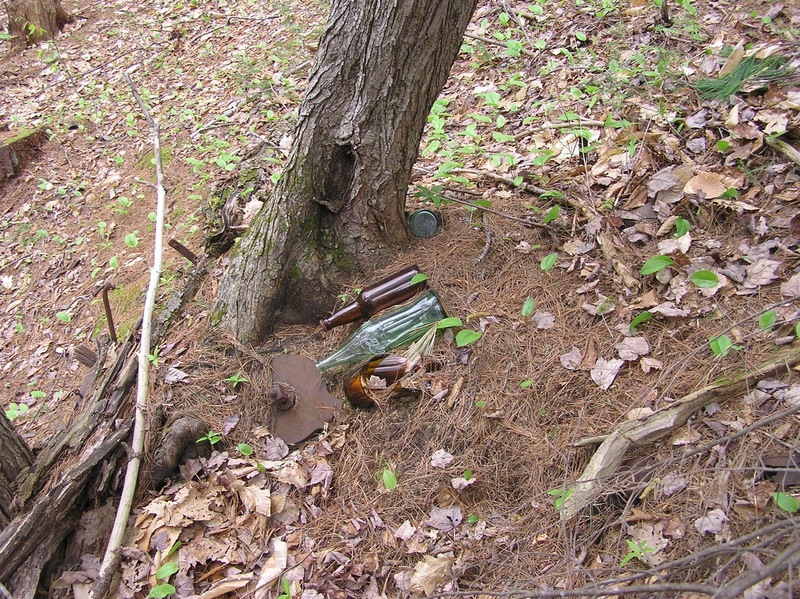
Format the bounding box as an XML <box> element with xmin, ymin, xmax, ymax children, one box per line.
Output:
<box><xmin>91</xmin><ymin>73</ymin><xmax>168</xmax><ymax>599</ymax></box>
<box><xmin>766</xmin><ymin>136</ymin><xmax>800</xmax><ymax>167</ymax></box>
<box><xmin>560</xmin><ymin>343</ymin><xmax>800</xmax><ymax>519</ymax></box>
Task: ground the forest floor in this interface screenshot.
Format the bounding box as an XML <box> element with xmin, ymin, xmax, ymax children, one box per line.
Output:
<box><xmin>2</xmin><ymin>0</ymin><xmax>800</xmax><ymax>597</ymax></box>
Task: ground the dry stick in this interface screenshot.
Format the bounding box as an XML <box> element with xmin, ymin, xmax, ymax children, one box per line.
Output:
<box><xmin>463</xmin><ymin>32</ymin><xmax>534</xmax><ymax>56</ymax></box>
<box><xmin>451</xmin><ymin>167</ymin><xmax>550</xmax><ymax>195</ymax></box>
<box><xmin>513</xmin><ymin>118</ymin><xmax>606</xmax><ymax>141</ymax></box>
<box><xmin>561</xmin><ymin>343</ymin><xmax>800</xmax><ymax>520</ymax></box>
<box><xmin>713</xmin><ymin>535</ymin><xmax>800</xmax><ymax>599</ymax></box>
<box><xmin>91</xmin><ymin>74</ymin><xmax>167</xmax><ymax>599</ymax></box>
<box><xmin>101</xmin><ymin>284</ymin><xmax>117</xmax><ymax>343</ymax></box>
<box><xmin>766</xmin><ymin>136</ymin><xmax>800</xmax><ymax>167</ymax></box>
<box><xmin>475</xmin><ymin>210</ymin><xmax>494</xmax><ymax>263</ymax></box>
<box><xmin>428</xmin><ymin>581</ymin><xmax>718</xmax><ymax>598</ymax></box>
<box><xmin>439</xmin><ymin>192</ymin><xmax>551</xmax><ymax>230</ymax></box>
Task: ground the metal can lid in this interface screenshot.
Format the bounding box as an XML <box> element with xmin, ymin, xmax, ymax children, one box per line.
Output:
<box><xmin>407</xmin><ymin>209</ymin><xmax>441</xmax><ymax>238</ymax></box>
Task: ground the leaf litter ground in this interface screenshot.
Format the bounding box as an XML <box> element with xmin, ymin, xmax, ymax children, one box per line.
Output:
<box><xmin>1</xmin><ymin>0</ymin><xmax>800</xmax><ymax>597</ymax></box>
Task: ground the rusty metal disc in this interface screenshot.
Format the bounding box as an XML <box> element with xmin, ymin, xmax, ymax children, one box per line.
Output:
<box><xmin>269</xmin><ymin>353</ymin><xmax>341</xmax><ymax>444</ymax></box>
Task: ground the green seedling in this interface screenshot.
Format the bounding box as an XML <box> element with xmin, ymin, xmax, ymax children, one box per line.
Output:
<box><xmin>521</xmin><ymin>297</ymin><xmax>536</xmax><ymax>317</ymax></box>
<box><xmin>125</xmin><ymin>231</ymin><xmax>140</xmax><ymax>248</ymax></box>
<box><xmin>759</xmin><ymin>310</ymin><xmax>777</xmax><ymax>331</ymax></box>
<box><xmin>543</xmin><ymin>206</ymin><xmax>560</xmax><ymax>224</ymax></box>
<box><xmin>547</xmin><ymin>487</ymin><xmax>573</xmax><ymax>510</ymax></box>
<box><xmin>5</xmin><ymin>402</ymin><xmax>30</xmax><ymax>421</ymax></box>
<box><xmin>520</xmin><ymin>379</ymin><xmax>533</xmax><ymax>389</ymax></box>
<box><xmin>709</xmin><ymin>334</ymin><xmax>741</xmax><ymax>358</ymax></box>
<box><xmin>629</xmin><ymin>311</ymin><xmax>653</xmax><ymax>332</ymax></box>
<box><xmin>381</xmin><ymin>468</ymin><xmax>397</xmax><ymax>491</ymax></box>
<box><xmin>148</xmin><ymin>561</ymin><xmax>179</xmax><ymax>598</ymax></box>
<box><xmin>456</xmin><ymin>329</ymin><xmax>482</xmax><ymax>347</ymax></box>
<box><xmin>619</xmin><ymin>539</ymin><xmax>656</xmax><ymax>566</ymax></box>
<box><xmin>56</xmin><ymin>311</ymin><xmax>72</xmax><ymax>324</ymax></box>
<box><xmin>640</xmin><ymin>255</ymin><xmax>674</xmax><ymax>275</ymax></box>
<box><xmin>237</xmin><ymin>443</ymin><xmax>254</xmax><ymax>456</ymax></box>
<box><xmin>772</xmin><ymin>492</ymin><xmax>799</xmax><ymax>513</ymax></box>
<box><xmin>224</xmin><ymin>373</ymin><xmax>249</xmax><ymax>388</ymax></box>
<box><xmin>197</xmin><ymin>430</ymin><xmax>223</xmax><ymax>445</ymax></box>
<box><xmin>540</xmin><ymin>252</ymin><xmax>558</xmax><ymax>271</ymax></box>
<box><xmin>674</xmin><ymin>216</ymin><xmax>690</xmax><ymax>238</ymax></box>
<box><xmin>690</xmin><ymin>270</ymin><xmax>718</xmax><ymax>288</ymax></box>
<box><xmin>277</xmin><ymin>576</ymin><xmax>292</xmax><ymax>599</ymax></box>
<box><xmin>147</xmin><ymin>347</ymin><xmax>159</xmax><ymax>368</ymax></box>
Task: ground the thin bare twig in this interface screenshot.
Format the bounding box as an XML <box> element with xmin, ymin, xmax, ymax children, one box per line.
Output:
<box><xmin>429</xmin><ymin>582</ymin><xmax>718</xmax><ymax>598</ymax></box>
<box><xmin>713</xmin><ymin>535</ymin><xmax>800</xmax><ymax>599</ymax></box>
<box><xmin>439</xmin><ymin>192</ymin><xmax>551</xmax><ymax>231</ymax></box>
<box><xmin>91</xmin><ymin>72</ymin><xmax>168</xmax><ymax>599</ymax></box>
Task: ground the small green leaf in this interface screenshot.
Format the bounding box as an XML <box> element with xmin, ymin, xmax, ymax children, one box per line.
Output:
<box><xmin>109</xmin><ymin>256</ymin><xmax>119</xmax><ymax>268</ymax></box>
<box><xmin>759</xmin><ymin>310</ymin><xmax>777</xmax><ymax>331</ymax></box>
<box><xmin>382</xmin><ymin>468</ymin><xmax>397</xmax><ymax>490</ymax></box>
<box><xmin>512</xmin><ymin>175</ymin><xmax>524</xmax><ymax>187</ymax></box>
<box><xmin>640</xmin><ymin>255</ymin><xmax>674</xmax><ymax>275</ymax></box>
<box><xmin>475</xmin><ymin>400</ymin><xmax>487</xmax><ymax>408</ymax></box>
<box><xmin>125</xmin><ymin>231</ymin><xmax>140</xmax><ymax>248</ymax></box>
<box><xmin>463</xmin><ymin>468</ymin><xmax>474</xmax><ymax>480</ymax></box>
<box><xmin>437</xmin><ymin>317</ymin><xmax>463</xmax><ymax>329</ymax></box>
<box><xmin>716</xmin><ymin>139</ymin><xmax>730</xmax><ymax>152</ymax></box>
<box><xmin>165</xmin><ymin>541</ymin><xmax>181</xmax><ymax>558</ymax></box>
<box><xmin>674</xmin><ymin>216</ymin><xmax>690</xmax><ymax>238</ymax></box>
<box><xmin>690</xmin><ymin>270</ymin><xmax>719</xmax><ymax>288</ymax></box>
<box><xmin>155</xmin><ymin>562</ymin><xmax>179</xmax><ymax>580</ymax></box>
<box><xmin>410</xmin><ymin>273</ymin><xmax>429</xmax><ymax>285</ymax></box>
<box><xmin>629</xmin><ymin>311</ymin><xmax>653</xmax><ymax>332</ymax></box>
<box><xmin>521</xmin><ymin>297</ymin><xmax>536</xmax><ymax>317</ymax></box>
<box><xmin>456</xmin><ymin>329</ymin><xmax>482</xmax><ymax>347</ymax></box>
<box><xmin>772</xmin><ymin>492</ymin><xmax>799</xmax><ymax>513</ymax></box>
<box><xmin>30</xmin><ymin>390</ymin><xmax>46</xmax><ymax>399</ymax></box>
<box><xmin>237</xmin><ymin>443</ymin><xmax>254</xmax><ymax>456</ymax></box>
<box><xmin>543</xmin><ymin>205</ymin><xmax>560</xmax><ymax>224</ymax></box>
<box><xmin>148</xmin><ymin>583</ymin><xmax>176</xmax><ymax>598</ymax></box>
<box><xmin>709</xmin><ymin>334</ymin><xmax>740</xmax><ymax>357</ymax></box>
<box><xmin>56</xmin><ymin>311</ymin><xmax>72</xmax><ymax>323</ymax></box>
<box><xmin>540</xmin><ymin>252</ymin><xmax>558</xmax><ymax>271</ymax></box>
<box><xmin>520</xmin><ymin>379</ymin><xmax>533</xmax><ymax>389</ymax></box>
<box><xmin>575</xmin><ymin>31</ymin><xmax>587</xmax><ymax>41</ymax></box>
<box><xmin>466</xmin><ymin>514</ymin><xmax>480</xmax><ymax>524</ymax></box>
<box><xmin>796</xmin><ymin>321</ymin><xmax>800</xmax><ymax>338</ymax></box>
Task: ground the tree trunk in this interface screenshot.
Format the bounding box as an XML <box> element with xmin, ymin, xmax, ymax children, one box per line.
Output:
<box><xmin>214</xmin><ymin>0</ymin><xmax>478</xmax><ymax>344</ymax></box>
<box><xmin>0</xmin><ymin>412</ymin><xmax>32</xmax><ymax>531</ymax></box>
<box><xmin>6</xmin><ymin>0</ymin><xmax>69</xmax><ymax>45</ymax></box>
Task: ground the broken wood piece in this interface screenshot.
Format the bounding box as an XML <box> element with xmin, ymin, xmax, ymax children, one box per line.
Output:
<box><xmin>168</xmin><ymin>238</ymin><xmax>198</xmax><ymax>264</ymax></box>
<box><xmin>560</xmin><ymin>344</ymin><xmax>800</xmax><ymax>520</ymax></box>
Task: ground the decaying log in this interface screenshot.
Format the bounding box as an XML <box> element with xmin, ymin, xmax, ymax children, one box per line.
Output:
<box><xmin>561</xmin><ymin>344</ymin><xmax>800</xmax><ymax>520</ymax></box>
<box><xmin>0</xmin><ymin>257</ymin><xmax>210</xmax><ymax>595</ymax></box>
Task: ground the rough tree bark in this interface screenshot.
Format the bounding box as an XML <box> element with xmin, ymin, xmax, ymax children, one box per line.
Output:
<box><xmin>0</xmin><ymin>412</ymin><xmax>32</xmax><ymax>531</ymax></box>
<box><xmin>6</xmin><ymin>0</ymin><xmax>69</xmax><ymax>45</ymax></box>
<box><xmin>214</xmin><ymin>0</ymin><xmax>479</xmax><ymax>343</ymax></box>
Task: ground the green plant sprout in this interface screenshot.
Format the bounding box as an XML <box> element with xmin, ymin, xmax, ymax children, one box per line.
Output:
<box><xmin>640</xmin><ymin>255</ymin><xmax>674</xmax><ymax>275</ymax></box>
<box><xmin>772</xmin><ymin>492</ymin><xmax>799</xmax><ymax>513</ymax></box>
<box><xmin>276</xmin><ymin>576</ymin><xmax>292</xmax><ymax>599</ymax></box>
<box><xmin>5</xmin><ymin>402</ymin><xmax>29</xmax><ymax>421</ymax></box>
<box><xmin>381</xmin><ymin>468</ymin><xmax>397</xmax><ymax>490</ymax></box>
<box><xmin>709</xmin><ymin>334</ymin><xmax>741</xmax><ymax>358</ymax></box>
<box><xmin>224</xmin><ymin>373</ymin><xmax>249</xmax><ymax>388</ymax></box>
<box><xmin>619</xmin><ymin>539</ymin><xmax>656</xmax><ymax>566</ymax></box>
<box><xmin>147</xmin><ymin>347</ymin><xmax>159</xmax><ymax>368</ymax></box>
<box><xmin>759</xmin><ymin>310</ymin><xmax>777</xmax><ymax>331</ymax></box>
<box><xmin>237</xmin><ymin>443</ymin><xmax>254</xmax><ymax>456</ymax></box>
<box><xmin>547</xmin><ymin>487</ymin><xmax>573</xmax><ymax>510</ymax></box>
<box><xmin>197</xmin><ymin>431</ymin><xmax>223</xmax><ymax>445</ymax></box>
<box><xmin>148</xmin><ymin>561</ymin><xmax>179</xmax><ymax>598</ymax></box>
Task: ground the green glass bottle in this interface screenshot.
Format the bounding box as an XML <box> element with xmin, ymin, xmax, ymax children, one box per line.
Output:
<box><xmin>316</xmin><ymin>290</ymin><xmax>446</xmax><ymax>372</ymax></box>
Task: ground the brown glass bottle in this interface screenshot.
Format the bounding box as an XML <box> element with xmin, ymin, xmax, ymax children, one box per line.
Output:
<box><xmin>343</xmin><ymin>354</ymin><xmax>419</xmax><ymax>409</ymax></box>
<box><xmin>321</xmin><ymin>264</ymin><xmax>426</xmax><ymax>330</ymax></box>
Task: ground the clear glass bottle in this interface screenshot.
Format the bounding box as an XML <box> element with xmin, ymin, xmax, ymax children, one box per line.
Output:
<box><xmin>316</xmin><ymin>290</ymin><xmax>446</xmax><ymax>372</ymax></box>
<box><xmin>321</xmin><ymin>265</ymin><xmax>426</xmax><ymax>330</ymax></box>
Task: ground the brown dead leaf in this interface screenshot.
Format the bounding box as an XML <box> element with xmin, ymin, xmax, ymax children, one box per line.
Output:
<box><xmin>590</xmin><ymin>358</ymin><xmax>624</xmax><ymax>390</ymax></box>
<box><xmin>410</xmin><ymin>555</ymin><xmax>454</xmax><ymax>596</ymax></box>
<box><xmin>683</xmin><ymin>171</ymin><xmax>738</xmax><ymax>199</ymax></box>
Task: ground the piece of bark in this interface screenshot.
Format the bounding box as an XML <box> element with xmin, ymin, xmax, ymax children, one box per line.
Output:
<box><xmin>561</xmin><ymin>344</ymin><xmax>800</xmax><ymax>519</ymax></box>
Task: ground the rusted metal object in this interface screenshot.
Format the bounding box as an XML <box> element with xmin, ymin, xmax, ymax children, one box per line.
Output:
<box><xmin>269</xmin><ymin>354</ymin><xmax>341</xmax><ymax>444</ymax></box>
